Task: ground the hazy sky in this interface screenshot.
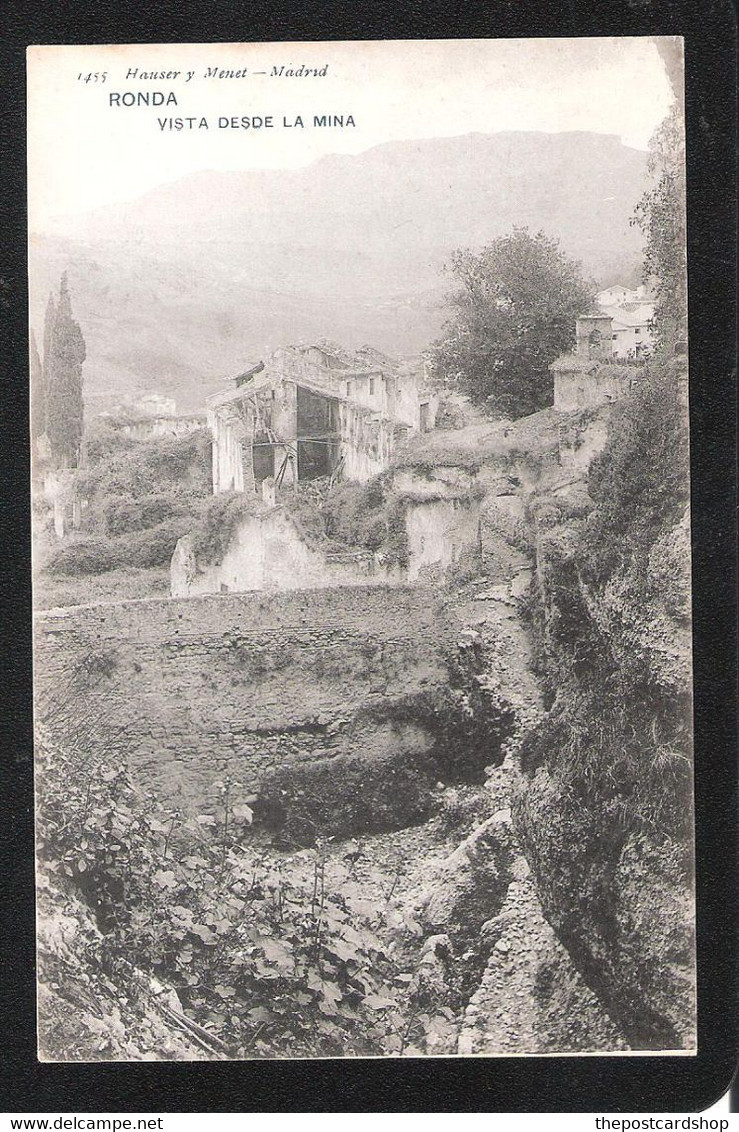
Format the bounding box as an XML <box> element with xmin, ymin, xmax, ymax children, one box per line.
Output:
<box><xmin>27</xmin><ymin>38</ymin><xmax>678</xmax><ymax>231</ymax></box>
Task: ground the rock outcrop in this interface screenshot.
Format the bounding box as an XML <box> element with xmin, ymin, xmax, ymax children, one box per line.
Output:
<box><xmin>511</xmin><ymin>489</ymin><xmax>695</xmax><ymax>1050</ymax></box>
<box><xmin>417</xmin><ymin>810</ymin><xmax>516</xmax><ymax>937</ymax></box>
<box><xmin>459</xmin><ymin>862</ymin><xmax>629</xmax><ymax>1055</ymax></box>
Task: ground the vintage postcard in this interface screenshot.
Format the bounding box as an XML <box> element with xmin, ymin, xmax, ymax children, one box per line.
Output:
<box><xmin>28</xmin><ymin>37</ymin><xmax>694</xmax><ymax>1062</ymax></box>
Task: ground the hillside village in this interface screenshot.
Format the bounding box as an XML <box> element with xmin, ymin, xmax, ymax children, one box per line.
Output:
<box><xmin>34</xmin><ymin>288</ymin><xmax>657</xmax><ymax>609</ymax></box>
<box><xmin>16</xmin><ymin>19</ymin><xmax>709</xmax><ymax>1085</ymax></box>
<box><xmin>171</xmin><ymin>306</ymin><xmax>654</xmax><ymax>600</ymax></box>
<box><xmin>32</xmin><ymin>246</ymin><xmax>692</xmax><ymax>1062</ymax></box>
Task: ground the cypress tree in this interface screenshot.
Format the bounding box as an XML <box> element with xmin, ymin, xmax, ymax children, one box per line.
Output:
<box><xmin>46</xmin><ymin>273</ymin><xmax>86</xmax><ymax>470</ymax></box>
<box><xmin>30</xmin><ymin>330</ymin><xmax>46</xmax><ymax>443</ymax></box>
<box><xmin>42</xmin><ymin>291</ymin><xmax>56</xmax><ymax>382</ymax></box>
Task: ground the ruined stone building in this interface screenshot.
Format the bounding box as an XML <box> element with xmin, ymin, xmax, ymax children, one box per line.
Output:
<box><xmin>551</xmin><ymin>313</ymin><xmax>643</xmax><ymax>412</ymax></box>
<box><xmin>208</xmin><ymin>340</ymin><xmax>438</xmax><ymax>494</ymax></box>
<box><xmin>100</xmin><ymin>395</ymin><xmax>206</xmax><ymax>442</ymax></box>
<box><xmin>549</xmin><ymin>313</ymin><xmax>651</xmax><ymax>480</ymax></box>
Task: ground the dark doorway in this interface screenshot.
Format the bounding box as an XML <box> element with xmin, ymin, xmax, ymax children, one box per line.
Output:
<box><xmin>296</xmin><ymin>386</ymin><xmax>339</xmax><ymax>480</ymax></box>
<box><xmin>252</xmin><ymin>435</ymin><xmax>274</xmax><ymax>487</ymax></box>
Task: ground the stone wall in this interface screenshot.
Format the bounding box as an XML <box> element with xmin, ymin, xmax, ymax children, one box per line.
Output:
<box><xmin>171</xmin><ymin>490</ymin><xmax>486</xmax><ymax>598</ymax></box>
<box><xmin>338</xmin><ymin>400</ymin><xmax>395</xmax><ymax>481</ymax></box>
<box><xmin>34</xmin><ymin>586</ymin><xmax>453</xmax><ymax>812</ymax></box>
<box><xmin>118</xmin><ymin>415</ymin><xmax>206</xmax><ymax>442</ymax></box>
<box><xmin>405</xmin><ymin>498</ymin><xmax>481</xmax><ymax>582</ymax></box>
<box><xmin>553</xmin><ymin>364</ymin><xmax>634</xmax><ymax>412</ymax></box>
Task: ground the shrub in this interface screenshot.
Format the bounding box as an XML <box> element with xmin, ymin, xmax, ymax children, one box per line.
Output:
<box><xmin>41</xmin><ymin>428</ymin><xmax>215</xmax><ymax>589</ymax></box>
<box><xmin>321</xmin><ymin>478</ymin><xmax>410</xmax><ymax>568</ymax></box>
<box><xmin>36</xmin><ymin>731</ymin><xmax>440</xmax><ymax>1058</ymax></box>
<box><xmin>101</xmin><ymin>492</ymin><xmax>195</xmax><ymax>537</ymax></box>
<box><xmin>275</xmin><ymin>476</ymin><xmax>412</xmax><ymax>569</ymax></box>
<box><xmin>81</xmin><ymin>428</ymin><xmax>212</xmax><ymax>507</ymax></box>
<box><xmin>47</xmin><ymin>536</ymin><xmax>120</xmax><ymax>576</ymax></box>
<box><xmin>47</xmin><ymin>518</ymin><xmax>194</xmax><ymax>576</ymax></box>
<box><xmin>282</xmin><ymin>488</ymin><xmax>336</xmax><ymax>551</ymax></box>
<box><xmin>83</xmin><ymin>422</ymin><xmax>139</xmax><ymax>466</ymax></box>
<box><xmin>190</xmin><ymin>492</ymin><xmax>259</xmax><ymax>565</ymax></box>
<box><xmin>122</xmin><ymin>518</ymin><xmax>194</xmax><ymax>568</ymax></box>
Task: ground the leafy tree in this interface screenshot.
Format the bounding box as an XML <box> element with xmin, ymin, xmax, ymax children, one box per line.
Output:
<box><xmin>632</xmin><ymin>102</ymin><xmax>686</xmax><ymax>351</ymax></box>
<box><xmin>431</xmin><ymin>228</ymin><xmax>592</xmax><ymax>418</ymax></box>
<box><xmin>30</xmin><ymin>330</ymin><xmax>45</xmax><ymax>443</ymax></box>
<box><xmin>45</xmin><ymin>273</ymin><xmax>86</xmax><ymax>469</ymax></box>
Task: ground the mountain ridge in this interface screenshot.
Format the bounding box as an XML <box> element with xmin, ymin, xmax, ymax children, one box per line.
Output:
<box><xmin>30</xmin><ymin>130</ymin><xmax>647</xmax><ymax>414</ymax></box>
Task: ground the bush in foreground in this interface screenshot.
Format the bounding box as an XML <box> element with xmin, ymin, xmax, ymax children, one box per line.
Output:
<box><xmin>36</xmin><ymin>731</ymin><xmax>455</xmax><ymax>1059</ymax></box>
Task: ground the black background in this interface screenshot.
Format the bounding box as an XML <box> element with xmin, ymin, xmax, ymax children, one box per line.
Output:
<box><xmin>1</xmin><ymin>0</ymin><xmax>736</xmax><ymax>1113</ymax></box>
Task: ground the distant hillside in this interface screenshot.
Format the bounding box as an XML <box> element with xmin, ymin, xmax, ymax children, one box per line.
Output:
<box><xmin>29</xmin><ymin>131</ymin><xmax>647</xmax><ymax>414</ymax></box>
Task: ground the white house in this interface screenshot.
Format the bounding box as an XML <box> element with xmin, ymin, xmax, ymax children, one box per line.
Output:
<box><xmin>600</xmin><ymin>302</ymin><xmax>654</xmax><ymax>358</ymax></box>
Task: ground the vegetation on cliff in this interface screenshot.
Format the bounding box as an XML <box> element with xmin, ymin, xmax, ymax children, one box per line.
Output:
<box><xmin>512</xmin><ymin>81</ymin><xmax>693</xmax><ymax>1048</ymax></box>
<box><xmin>519</xmin><ymin>354</ymin><xmax>691</xmax><ymax>822</ymax></box>
<box><xmin>514</xmin><ymin>358</ymin><xmax>693</xmax><ymax>1047</ymax></box>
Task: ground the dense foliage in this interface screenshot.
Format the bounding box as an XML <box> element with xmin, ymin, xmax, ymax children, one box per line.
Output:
<box><xmin>46</xmin><ymin>428</ymin><xmax>212</xmax><ymax>576</ymax></box>
<box><xmin>320</xmin><ymin>478</ymin><xmax>410</xmax><ymax>568</ymax></box>
<box><xmin>189</xmin><ymin>492</ymin><xmax>259</xmax><ymax>565</ymax></box>
<box><xmin>431</xmin><ymin>228</ymin><xmax>592</xmax><ymax>418</ymax></box>
<box><xmin>81</xmin><ymin>424</ymin><xmax>212</xmax><ymax>496</ymax></box>
<box><xmin>283</xmin><ymin>475</ymin><xmax>484</xmax><ymax>572</ymax></box>
<box><xmin>632</xmin><ymin>103</ymin><xmax>687</xmax><ymax>349</ymax></box>
<box><xmin>30</xmin><ymin>331</ymin><xmax>46</xmax><ymax>444</ymax></box>
<box><xmin>251</xmin><ymin>477</ymin><xmax>413</xmax><ymax>569</ymax></box>
<box><xmin>45</xmin><ymin>273</ymin><xmax>86</xmax><ymax>469</ymax></box>
<box><xmin>36</xmin><ymin>730</ymin><xmax>458</xmax><ymax>1058</ymax></box>
<box><xmin>583</xmin><ymin>361</ymin><xmax>689</xmax><ymax>587</ymax></box>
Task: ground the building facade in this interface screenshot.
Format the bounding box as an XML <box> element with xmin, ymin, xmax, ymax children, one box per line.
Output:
<box><xmin>594</xmin><ymin>284</ymin><xmax>655</xmax><ymax>359</ymax></box>
<box><xmin>551</xmin><ymin>314</ymin><xmax>640</xmax><ymax>412</ymax></box>
<box><xmin>208</xmin><ymin>341</ymin><xmax>438</xmax><ymax>494</ymax></box>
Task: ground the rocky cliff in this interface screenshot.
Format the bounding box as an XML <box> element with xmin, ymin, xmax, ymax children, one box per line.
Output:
<box><xmin>509</xmin><ymin>359</ymin><xmax>695</xmax><ymax>1050</ymax></box>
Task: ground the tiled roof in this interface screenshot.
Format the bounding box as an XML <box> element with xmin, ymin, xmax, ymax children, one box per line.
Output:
<box><xmin>601</xmin><ymin>303</ymin><xmax>654</xmax><ymax>329</ymax></box>
<box><xmin>208</xmin><ymin>368</ymin><xmax>341</xmax><ymax>409</ymax></box>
